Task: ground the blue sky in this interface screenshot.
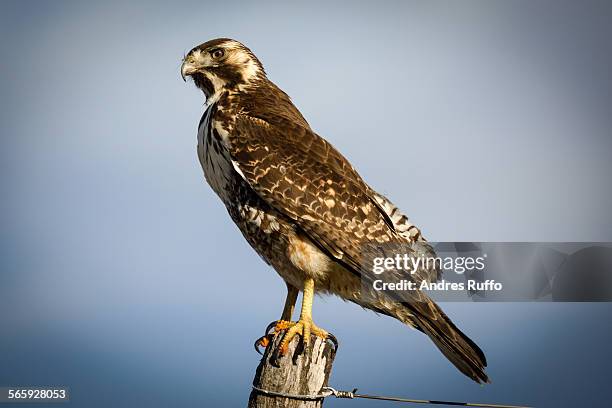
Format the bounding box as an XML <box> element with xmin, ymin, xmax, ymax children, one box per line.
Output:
<box><xmin>1</xmin><ymin>1</ymin><xmax>611</xmax><ymax>406</ymax></box>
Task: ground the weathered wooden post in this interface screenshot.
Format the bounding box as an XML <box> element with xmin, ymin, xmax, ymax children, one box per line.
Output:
<box><xmin>248</xmin><ymin>332</ymin><xmax>337</xmax><ymax>408</ymax></box>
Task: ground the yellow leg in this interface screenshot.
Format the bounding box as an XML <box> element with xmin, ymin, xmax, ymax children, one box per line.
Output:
<box><xmin>278</xmin><ymin>278</ymin><xmax>328</xmax><ymax>355</ymax></box>
<box><xmin>279</xmin><ymin>283</ymin><xmax>298</xmax><ymax>322</ymax></box>
<box><xmin>255</xmin><ymin>284</ymin><xmax>298</xmax><ymax>349</ymax></box>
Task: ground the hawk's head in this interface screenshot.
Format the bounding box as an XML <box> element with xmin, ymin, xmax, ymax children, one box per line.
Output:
<box><xmin>181</xmin><ymin>38</ymin><xmax>265</xmax><ymax>101</ymax></box>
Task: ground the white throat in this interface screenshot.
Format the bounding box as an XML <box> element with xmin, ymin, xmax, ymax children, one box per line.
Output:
<box><xmin>204</xmin><ymin>72</ymin><xmax>226</xmax><ymax>105</ymax></box>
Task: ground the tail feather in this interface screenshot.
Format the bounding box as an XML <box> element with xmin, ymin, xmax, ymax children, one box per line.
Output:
<box><xmin>402</xmin><ymin>301</ymin><xmax>490</xmax><ymax>384</ymax></box>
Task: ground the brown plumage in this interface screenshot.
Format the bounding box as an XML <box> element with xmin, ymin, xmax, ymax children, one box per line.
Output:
<box><xmin>181</xmin><ymin>38</ymin><xmax>489</xmax><ymax>383</ymax></box>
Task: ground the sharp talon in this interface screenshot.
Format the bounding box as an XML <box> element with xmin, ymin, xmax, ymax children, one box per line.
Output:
<box><xmin>326</xmin><ymin>333</ymin><xmax>339</xmax><ymax>352</ymax></box>
<box><xmin>254</xmin><ymin>335</ymin><xmax>270</xmax><ymax>355</ymax></box>
<box><xmin>255</xmin><ymin>343</ymin><xmax>264</xmax><ymax>355</ymax></box>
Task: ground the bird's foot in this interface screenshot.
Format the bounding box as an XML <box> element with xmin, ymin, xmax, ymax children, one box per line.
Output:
<box><xmin>277</xmin><ymin>318</ymin><xmax>329</xmax><ymax>356</ymax></box>
<box><xmin>256</xmin><ymin>319</ymin><xmax>338</xmax><ymax>365</ymax></box>
<box><xmin>254</xmin><ymin>320</ymin><xmax>295</xmax><ymax>354</ymax></box>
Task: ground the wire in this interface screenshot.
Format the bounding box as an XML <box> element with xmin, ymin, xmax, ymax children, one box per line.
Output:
<box><xmin>251</xmin><ymin>385</ymin><xmax>532</xmax><ymax>407</ymax></box>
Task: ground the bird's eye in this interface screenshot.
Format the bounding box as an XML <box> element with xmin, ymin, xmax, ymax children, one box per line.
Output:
<box><xmin>211</xmin><ymin>49</ymin><xmax>225</xmax><ymax>59</ymax></box>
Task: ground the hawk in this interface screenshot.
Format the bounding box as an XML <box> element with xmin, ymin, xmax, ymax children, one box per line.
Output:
<box><xmin>181</xmin><ymin>38</ymin><xmax>489</xmax><ymax>383</ymax></box>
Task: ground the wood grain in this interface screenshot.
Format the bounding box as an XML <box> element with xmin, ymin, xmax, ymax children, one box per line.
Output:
<box><xmin>248</xmin><ymin>334</ymin><xmax>336</xmax><ymax>408</ymax></box>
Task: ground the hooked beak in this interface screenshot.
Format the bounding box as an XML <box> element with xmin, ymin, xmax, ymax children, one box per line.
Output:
<box><xmin>180</xmin><ymin>60</ymin><xmax>197</xmax><ymax>82</ymax></box>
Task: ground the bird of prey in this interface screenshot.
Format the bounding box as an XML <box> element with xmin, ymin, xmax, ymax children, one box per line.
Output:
<box><xmin>181</xmin><ymin>38</ymin><xmax>489</xmax><ymax>383</ymax></box>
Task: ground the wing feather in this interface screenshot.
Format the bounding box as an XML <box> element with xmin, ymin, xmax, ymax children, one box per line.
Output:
<box><xmin>229</xmin><ymin>114</ymin><xmax>439</xmax><ymax>284</ymax></box>
<box><xmin>229</xmin><ymin>115</ymin><xmax>396</xmax><ymax>273</ymax></box>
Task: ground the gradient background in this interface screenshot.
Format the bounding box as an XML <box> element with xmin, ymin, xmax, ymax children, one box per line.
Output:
<box><xmin>1</xmin><ymin>1</ymin><xmax>611</xmax><ymax>407</ymax></box>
